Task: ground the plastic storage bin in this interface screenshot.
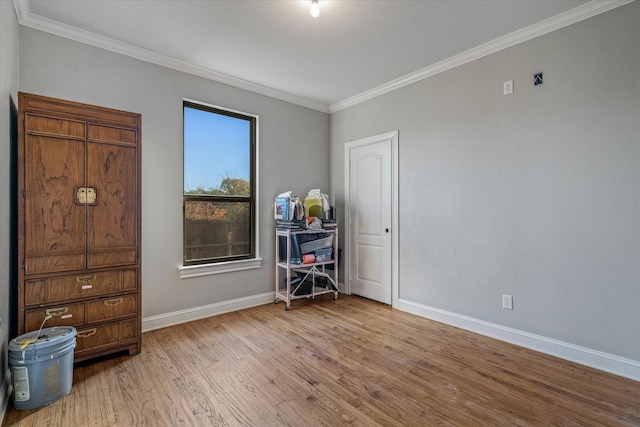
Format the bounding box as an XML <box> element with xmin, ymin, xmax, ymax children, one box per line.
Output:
<box><xmin>314</xmin><ymin>248</ymin><xmax>333</xmax><ymax>262</ymax></box>
<box><xmin>9</xmin><ymin>326</ymin><xmax>77</xmax><ymax>410</ymax></box>
<box><xmin>300</xmin><ymin>235</ymin><xmax>333</xmax><ymax>254</ymax></box>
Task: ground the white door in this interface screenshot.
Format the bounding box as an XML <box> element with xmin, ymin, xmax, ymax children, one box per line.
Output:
<box><xmin>348</xmin><ymin>137</ymin><xmax>393</xmax><ymax>304</ymax></box>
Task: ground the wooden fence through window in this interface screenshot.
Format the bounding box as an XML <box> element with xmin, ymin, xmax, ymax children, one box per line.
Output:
<box><xmin>185</xmin><ymin>219</ymin><xmax>250</xmax><ymax>260</ymax></box>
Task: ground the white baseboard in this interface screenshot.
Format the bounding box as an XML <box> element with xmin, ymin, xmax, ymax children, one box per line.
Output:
<box><xmin>140</xmin><ymin>291</ymin><xmax>639</xmax><ymax>381</ymax></box>
<box><xmin>1</xmin><ymin>368</ymin><xmax>11</xmax><ymax>425</ymax></box>
<box><xmin>395</xmin><ymin>298</ymin><xmax>640</xmax><ymax>382</ymax></box>
<box><xmin>143</xmin><ymin>285</ymin><xmax>346</xmax><ymax>333</ymax></box>
<box><xmin>142</xmin><ymin>292</ymin><xmax>276</xmax><ymax>332</ymax></box>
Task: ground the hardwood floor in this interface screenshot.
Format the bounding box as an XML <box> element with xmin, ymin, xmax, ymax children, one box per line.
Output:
<box><xmin>3</xmin><ymin>295</ymin><xmax>639</xmax><ymax>426</ymax></box>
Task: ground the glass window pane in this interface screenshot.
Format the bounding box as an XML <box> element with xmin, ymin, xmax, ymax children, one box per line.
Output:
<box><xmin>184</xmin><ymin>200</ymin><xmax>251</xmax><ymax>262</ymax></box>
<box><xmin>184</xmin><ymin>106</ymin><xmax>250</xmax><ymax>195</ymax></box>
<box><xmin>183</xmin><ymin>101</ymin><xmax>256</xmax><ymax>265</ymax></box>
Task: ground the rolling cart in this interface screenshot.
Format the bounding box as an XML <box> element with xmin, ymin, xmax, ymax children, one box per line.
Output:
<box><xmin>275</xmin><ymin>227</ymin><xmax>338</xmax><ymax>310</ymax></box>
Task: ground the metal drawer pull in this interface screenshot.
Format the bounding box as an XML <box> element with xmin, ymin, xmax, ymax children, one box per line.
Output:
<box><xmin>104</xmin><ymin>298</ymin><xmax>123</xmax><ymax>307</ymax></box>
<box><xmin>77</xmin><ymin>328</ymin><xmax>97</xmax><ymax>338</ymax></box>
<box><xmin>76</xmin><ymin>274</ymin><xmax>97</xmax><ymax>284</ymax></box>
<box><xmin>82</xmin><ymin>285</ymin><xmax>93</xmax><ymax>290</ymax></box>
<box><xmin>45</xmin><ymin>307</ymin><xmax>69</xmax><ymax>317</ymax></box>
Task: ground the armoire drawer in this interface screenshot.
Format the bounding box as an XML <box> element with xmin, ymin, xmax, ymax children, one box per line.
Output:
<box><xmin>25</xmin><ymin>302</ymin><xmax>86</xmax><ymax>331</ymax></box>
<box><xmin>86</xmin><ymin>294</ymin><xmax>137</xmax><ymax>323</ymax></box>
<box><xmin>75</xmin><ymin>318</ymin><xmax>138</xmax><ymax>354</ymax></box>
<box><xmin>24</xmin><ymin>294</ymin><xmax>137</xmax><ymax>332</ymax></box>
<box><xmin>24</xmin><ymin>269</ymin><xmax>137</xmax><ymax>306</ymax></box>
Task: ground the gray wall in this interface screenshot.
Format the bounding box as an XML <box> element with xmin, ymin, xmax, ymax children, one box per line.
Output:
<box><xmin>5</xmin><ymin>2</ymin><xmax>638</xmax><ymax>400</ymax></box>
<box><xmin>0</xmin><ymin>0</ymin><xmax>19</xmax><ymax>416</ymax></box>
<box><xmin>18</xmin><ymin>28</ymin><xmax>330</xmax><ymax>318</ymax></box>
<box><xmin>331</xmin><ymin>2</ymin><xmax>640</xmax><ymax>361</ymax></box>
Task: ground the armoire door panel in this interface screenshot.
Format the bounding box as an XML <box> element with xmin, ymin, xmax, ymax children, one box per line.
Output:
<box><xmin>25</xmin><ymin>253</ymin><xmax>86</xmax><ymax>276</ymax></box>
<box><xmin>88</xmin><ymin>248</ymin><xmax>137</xmax><ymax>269</ymax></box>
<box><xmin>24</xmin><ymin>135</ymin><xmax>87</xmax><ymax>274</ymax></box>
<box><xmin>87</xmin><ymin>142</ymin><xmax>137</xmax><ymax>258</ymax></box>
<box><xmin>88</xmin><ymin>124</ymin><xmax>137</xmax><ymax>146</ymax></box>
<box><xmin>25</xmin><ymin>114</ymin><xmax>86</xmax><ymax>139</ymax></box>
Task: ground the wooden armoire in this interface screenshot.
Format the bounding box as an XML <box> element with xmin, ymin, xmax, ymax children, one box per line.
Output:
<box><xmin>17</xmin><ymin>93</ymin><xmax>141</xmax><ymax>362</ymax></box>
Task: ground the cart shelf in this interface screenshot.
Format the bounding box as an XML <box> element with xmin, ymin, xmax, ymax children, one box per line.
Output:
<box><xmin>275</xmin><ymin>227</ymin><xmax>338</xmax><ymax>310</ymax></box>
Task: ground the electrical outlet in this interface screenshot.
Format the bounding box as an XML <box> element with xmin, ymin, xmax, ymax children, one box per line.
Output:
<box><xmin>503</xmin><ymin>80</ymin><xmax>513</xmax><ymax>95</ymax></box>
<box><xmin>502</xmin><ymin>294</ymin><xmax>513</xmax><ymax>310</ymax></box>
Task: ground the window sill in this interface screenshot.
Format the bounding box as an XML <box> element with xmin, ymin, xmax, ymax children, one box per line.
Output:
<box><xmin>179</xmin><ymin>257</ymin><xmax>262</xmax><ymax>279</ymax></box>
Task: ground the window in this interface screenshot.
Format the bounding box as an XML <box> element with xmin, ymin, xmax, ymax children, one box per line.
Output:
<box><xmin>183</xmin><ymin>100</ymin><xmax>256</xmax><ymax>267</ymax></box>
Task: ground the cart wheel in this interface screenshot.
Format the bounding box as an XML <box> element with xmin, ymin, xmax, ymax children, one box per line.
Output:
<box><xmin>285</xmin><ymin>305</ymin><xmax>290</xmax><ymax>311</ymax></box>
<box><xmin>274</xmin><ymin>298</ymin><xmax>278</xmax><ymax>304</ymax></box>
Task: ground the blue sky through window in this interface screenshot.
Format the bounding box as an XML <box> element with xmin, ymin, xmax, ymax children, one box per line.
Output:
<box><xmin>184</xmin><ymin>106</ymin><xmax>250</xmax><ymax>193</ymax></box>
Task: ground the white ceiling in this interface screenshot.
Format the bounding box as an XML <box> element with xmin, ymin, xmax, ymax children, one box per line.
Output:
<box><xmin>15</xmin><ymin>0</ymin><xmax>626</xmax><ymax>112</ymax></box>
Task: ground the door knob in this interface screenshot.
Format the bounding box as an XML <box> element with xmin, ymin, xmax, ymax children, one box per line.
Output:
<box><xmin>385</xmin><ymin>228</ymin><xmax>390</xmax><ymax>233</ymax></box>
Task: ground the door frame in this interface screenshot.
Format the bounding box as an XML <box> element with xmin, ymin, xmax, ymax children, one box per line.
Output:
<box><xmin>343</xmin><ymin>130</ymin><xmax>399</xmax><ymax>306</ymax></box>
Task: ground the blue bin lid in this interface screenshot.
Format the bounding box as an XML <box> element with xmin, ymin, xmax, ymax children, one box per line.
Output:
<box><xmin>9</xmin><ymin>327</ymin><xmax>77</xmax><ymax>352</ymax></box>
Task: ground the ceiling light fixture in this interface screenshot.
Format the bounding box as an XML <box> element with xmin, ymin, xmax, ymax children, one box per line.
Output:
<box><xmin>310</xmin><ymin>0</ymin><xmax>320</xmax><ymax>18</ymax></box>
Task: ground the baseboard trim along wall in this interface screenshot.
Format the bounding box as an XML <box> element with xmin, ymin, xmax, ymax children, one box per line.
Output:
<box><xmin>142</xmin><ymin>292</ymin><xmax>276</xmax><ymax>332</ymax></box>
<box><xmin>395</xmin><ymin>298</ymin><xmax>640</xmax><ymax>382</ymax></box>
<box><xmin>142</xmin><ymin>284</ymin><xmax>346</xmax><ymax>333</ymax></box>
<box><xmin>142</xmin><ymin>291</ymin><xmax>639</xmax><ymax>381</ymax></box>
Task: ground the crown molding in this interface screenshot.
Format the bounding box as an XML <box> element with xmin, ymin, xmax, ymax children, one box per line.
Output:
<box><xmin>12</xmin><ymin>0</ymin><xmax>330</xmax><ymax>113</ymax></box>
<box><xmin>13</xmin><ymin>0</ymin><xmax>634</xmax><ymax>115</ymax></box>
<box><xmin>329</xmin><ymin>0</ymin><xmax>635</xmax><ymax>113</ymax></box>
